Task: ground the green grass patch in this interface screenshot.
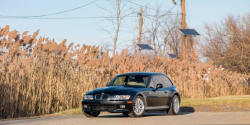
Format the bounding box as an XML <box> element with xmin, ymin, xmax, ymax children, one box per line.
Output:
<box><xmin>181</xmin><ymin>95</ymin><xmax>250</xmax><ymax>106</ymax></box>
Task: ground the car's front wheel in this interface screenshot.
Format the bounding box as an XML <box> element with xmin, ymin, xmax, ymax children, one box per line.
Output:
<box><xmin>128</xmin><ymin>96</ymin><xmax>145</xmax><ymax>117</ymax></box>
<box><xmin>83</xmin><ymin>111</ymin><xmax>100</xmax><ymax>117</ymax></box>
<box><xmin>167</xmin><ymin>95</ymin><xmax>180</xmax><ymax>115</ymax></box>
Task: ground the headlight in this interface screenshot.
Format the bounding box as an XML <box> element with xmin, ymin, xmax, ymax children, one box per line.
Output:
<box><xmin>109</xmin><ymin>95</ymin><xmax>130</xmax><ymax>100</ymax></box>
<box><xmin>83</xmin><ymin>95</ymin><xmax>93</xmax><ymax>100</ymax></box>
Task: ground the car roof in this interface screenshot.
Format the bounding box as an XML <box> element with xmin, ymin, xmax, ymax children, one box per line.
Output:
<box><xmin>118</xmin><ymin>72</ymin><xmax>166</xmax><ymax>76</ymax></box>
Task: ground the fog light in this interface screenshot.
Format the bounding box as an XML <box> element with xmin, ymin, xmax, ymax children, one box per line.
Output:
<box><xmin>83</xmin><ymin>105</ymin><xmax>88</xmax><ymax>108</ymax></box>
<box><xmin>120</xmin><ymin>105</ymin><xmax>125</xmax><ymax>108</ymax></box>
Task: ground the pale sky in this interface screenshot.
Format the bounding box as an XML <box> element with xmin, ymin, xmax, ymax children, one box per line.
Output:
<box><xmin>0</xmin><ymin>0</ymin><xmax>249</xmax><ymax>51</ymax></box>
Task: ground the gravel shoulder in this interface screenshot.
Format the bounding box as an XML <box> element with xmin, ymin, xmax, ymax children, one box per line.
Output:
<box><xmin>1</xmin><ymin>112</ymin><xmax>250</xmax><ymax>125</ymax></box>
<box><xmin>1</xmin><ymin>95</ymin><xmax>250</xmax><ymax>123</ymax></box>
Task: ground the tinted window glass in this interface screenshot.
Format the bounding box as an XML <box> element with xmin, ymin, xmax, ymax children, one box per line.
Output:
<box><xmin>113</xmin><ymin>76</ymin><xmax>127</xmax><ymax>86</ymax></box>
<box><xmin>153</xmin><ymin>76</ymin><xmax>162</xmax><ymax>87</ymax></box>
<box><xmin>111</xmin><ymin>75</ymin><xmax>149</xmax><ymax>87</ymax></box>
<box><xmin>161</xmin><ymin>76</ymin><xmax>172</xmax><ymax>87</ymax></box>
<box><xmin>149</xmin><ymin>79</ymin><xmax>154</xmax><ymax>88</ymax></box>
<box><xmin>127</xmin><ymin>75</ymin><xmax>149</xmax><ymax>87</ymax></box>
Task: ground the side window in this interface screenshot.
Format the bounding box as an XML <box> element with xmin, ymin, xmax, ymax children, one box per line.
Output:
<box><xmin>149</xmin><ymin>79</ymin><xmax>154</xmax><ymax>88</ymax></box>
<box><xmin>153</xmin><ymin>76</ymin><xmax>163</xmax><ymax>87</ymax></box>
<box><xmin>113</xmin><ymin>76</ymin><xmax>127</xmax><ymax>85</ymax></box>
<box><xmin>161</xmin><ymin>76</ymin><xmax>173</xmax><ymax>87</ymax></box>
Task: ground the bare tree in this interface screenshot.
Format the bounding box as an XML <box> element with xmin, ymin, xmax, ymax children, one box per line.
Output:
<box><xmin>98</xmin><ymin>0</ymin><xmax>134</xmax><ymax>56</ymax></box>
<box><xmin>163</xmin><ymin>13</ymin><xmax>181</xmax><ymax>57</ymax></box>
<box><xmin>100</xmin><ymin>41</ymin><xmax>112</xmax><ymax>52</ymax></box>
<box><xmin>139</xmin><ymin>5</ymin><xmax>181</xmax><ymax>57</ymax></box>
<box><xmin>201</xmin><ymin>14</ymin><xmax>250</xmax><ymax>74</ymax></box>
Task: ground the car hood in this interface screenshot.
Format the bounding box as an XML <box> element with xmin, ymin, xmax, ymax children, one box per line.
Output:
<box><xmin>92</xmin><ymin>86</ymin><xmax>138</xmax><ymax>95</ymax></box>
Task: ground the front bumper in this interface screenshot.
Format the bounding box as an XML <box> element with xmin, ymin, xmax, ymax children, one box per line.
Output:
<box><xmin>82</xmin><ymin>100</ymin><xmax>133</xmax><ymax>113</ymax></box>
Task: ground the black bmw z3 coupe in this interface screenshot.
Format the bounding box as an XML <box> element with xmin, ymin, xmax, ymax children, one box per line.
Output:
<box><xmin>82</xmin><ymin>72</ymin><xmax>180</xmax><ymax>118</ymax></box>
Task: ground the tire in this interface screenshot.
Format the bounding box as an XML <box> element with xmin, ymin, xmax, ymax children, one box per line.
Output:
<box><xmin>122</xmin><ymin>112</ymin><xmax>129</xmax><ymax>116</ymax></box>
<box><xmin>167</xmin><ymin>95</ymin><xmax>180</xmax><ymax>115</ymax></box>
<box><xmin>83</xmin><ymin>111</ymin><xmax>100</xmax><ymax>117</ymax></box>
<box><xmin>128</xmin><ymin>96</ymin><xmax>145</xmax><ymax>118</ymax></box>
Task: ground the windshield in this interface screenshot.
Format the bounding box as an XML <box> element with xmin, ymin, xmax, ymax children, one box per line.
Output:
<box><xmin>110</xmin><ymin>75</ymin><xmax>150</xmax><ymax>87</ymax></box>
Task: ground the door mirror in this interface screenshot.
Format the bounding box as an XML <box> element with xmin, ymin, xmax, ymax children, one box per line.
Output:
<box><xmin>106</xmin><ymin>84</ymin><xmax>109</xmax><ymax>87</ymax></box>
<box><xmin>153</xmin><ymin>83</ymin><xmax>163</xmax><ymax>91</ymax></box>
<box><xmin>156</xmin><ymin>83</ymin><xmax>163</xmax><ymax>89</ymax></box>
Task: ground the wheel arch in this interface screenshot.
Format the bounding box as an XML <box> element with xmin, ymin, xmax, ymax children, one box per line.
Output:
<box><xmin>173</xmin><ymin>92</ymin><xmax>181</xmax><ymax>103</ymax></box>
<box><xmin>135</xmin><ymin>92</ymin><xmax>148</xmax><ymax>106</ymax></box>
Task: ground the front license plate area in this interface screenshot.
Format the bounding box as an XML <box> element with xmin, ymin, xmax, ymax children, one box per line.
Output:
<box><xmin>91</xmin><ymin>105</ymin><xmax>115</xmax><ymax>111</ymax></box>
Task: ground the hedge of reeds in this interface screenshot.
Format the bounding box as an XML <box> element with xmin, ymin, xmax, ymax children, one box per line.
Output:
<box><xmin>0</xmin><ymin>25</ymin><xmax>249</xmax><ymax>118</ymax></box>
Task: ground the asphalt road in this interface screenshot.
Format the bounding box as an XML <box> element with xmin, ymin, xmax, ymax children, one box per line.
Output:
<box><xmin>1</xmin><ymin>112</ymin><xmax>250</xmax><ymax>125</ymax></box>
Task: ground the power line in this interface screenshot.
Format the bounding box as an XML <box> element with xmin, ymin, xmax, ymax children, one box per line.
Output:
<box><xmin>128</xmin><ymin>0</ymin><xmax>181</xmax><ymax>38</ymax></box>
<box><xmin>0</xmin><ymin>0</ymin><xmax>180</xmax><ymax>20</ymax></box>
<box><xmin>122</xmin><ymin>1</ymin><xmax>140</xmax><ymax>17</ymax></box>
<box><xmin>128</xmin><ymin>1</ymin><xmax>159</xmax><ymax>12</ymax></box>
<box><xmin>125</xmin><ymin>0</ymin><xmax>181</xmax><ymax>23</ymax></box>
<box><xmin>145</xmin><ymin>13</ymin><xmax>181</xmax><ymax>17</ymax></box>
<box><xmin>168</xmin><ymin>0</ymin><xmax>180</xmax><ymax>14</ymax></box>
<box><xmin>128</xmin><ymin>1</ymin><xmax>178</xmax><ymax>14</ymax></box>
<box><xmin>0</xmin><ymin>0</ymin><xmax>98</xmax><ymax>18</ymax></box>
<box><xmin>0</xmin><ymin>16</ymin><xmax>137</xmax><ymax>20</ymax></box>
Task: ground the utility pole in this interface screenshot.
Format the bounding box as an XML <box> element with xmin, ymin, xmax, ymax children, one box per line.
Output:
<box><xmin>138</xmin><ymin>7</ymin><xmax>143</xmax><ymax>54</ymax></box>
<box><xmin>180</xmin><ymin>0</ymin><xmax>186</xmax><ymax>60</ymax></box>
<box><xmin>168</xmin><ymin>40</ymin><xmax>172</xmax><ymax>54</ymax></box>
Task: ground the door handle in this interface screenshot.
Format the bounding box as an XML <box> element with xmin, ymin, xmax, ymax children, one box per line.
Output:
<box><xmin>164</xmin><ymin>91</ymin><xmax>168</xmax><ymax>93</ymax></box>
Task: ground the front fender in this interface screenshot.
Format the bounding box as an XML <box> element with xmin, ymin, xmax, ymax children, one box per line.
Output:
<box><xmin>171</xmin><ymin>92</ymin><xmax>181</xmax><ymax>103</ymax></box>
<box><xmin>135</xmin><ymin>92</ymin><xmax>148</xmax><ymax>107</ymax></box>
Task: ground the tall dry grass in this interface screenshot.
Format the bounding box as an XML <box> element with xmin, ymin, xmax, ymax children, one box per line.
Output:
<box><xmin>0</xmin><ymin>25</ymin><xmax>249</xmax><ymax>119</ymax></box>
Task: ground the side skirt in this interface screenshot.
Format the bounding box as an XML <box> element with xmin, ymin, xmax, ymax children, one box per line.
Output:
<box><xmin>145</xmin><ymin>106</ymin><xmax>169</xmax><ymax>111</ymax></box>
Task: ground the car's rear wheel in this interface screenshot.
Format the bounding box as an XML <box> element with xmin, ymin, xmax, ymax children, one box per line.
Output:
<box><xmin>167</xmin><ymin>95</ymin><xmax>180</xmax><ymax>115</ymax></box>
<box><xmin>83</xmin><ymin>111</ymin><xmax>100</xmax><ymax>117</ymax></box>
<box><xmin>128</xmin><ymin>96</ymin><xmax>145</xmax><ymax>117</ymax></box>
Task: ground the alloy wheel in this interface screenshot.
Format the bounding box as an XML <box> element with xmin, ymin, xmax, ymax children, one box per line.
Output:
<box><xmin>173</xmin><ymin>97</ymin><xmax>180</xmax><ymax>113</ymax></box>
<box><xmin>133</xmin><ymin>98</ymin><xmax>145</xmax><ymax>115</ymax></box>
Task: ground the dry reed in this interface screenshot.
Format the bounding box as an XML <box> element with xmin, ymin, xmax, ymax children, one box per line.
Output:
<box><xmin>0</xmin><ymin>25</ymin><xmax>249</xmax><ymax>119</ymax></box>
